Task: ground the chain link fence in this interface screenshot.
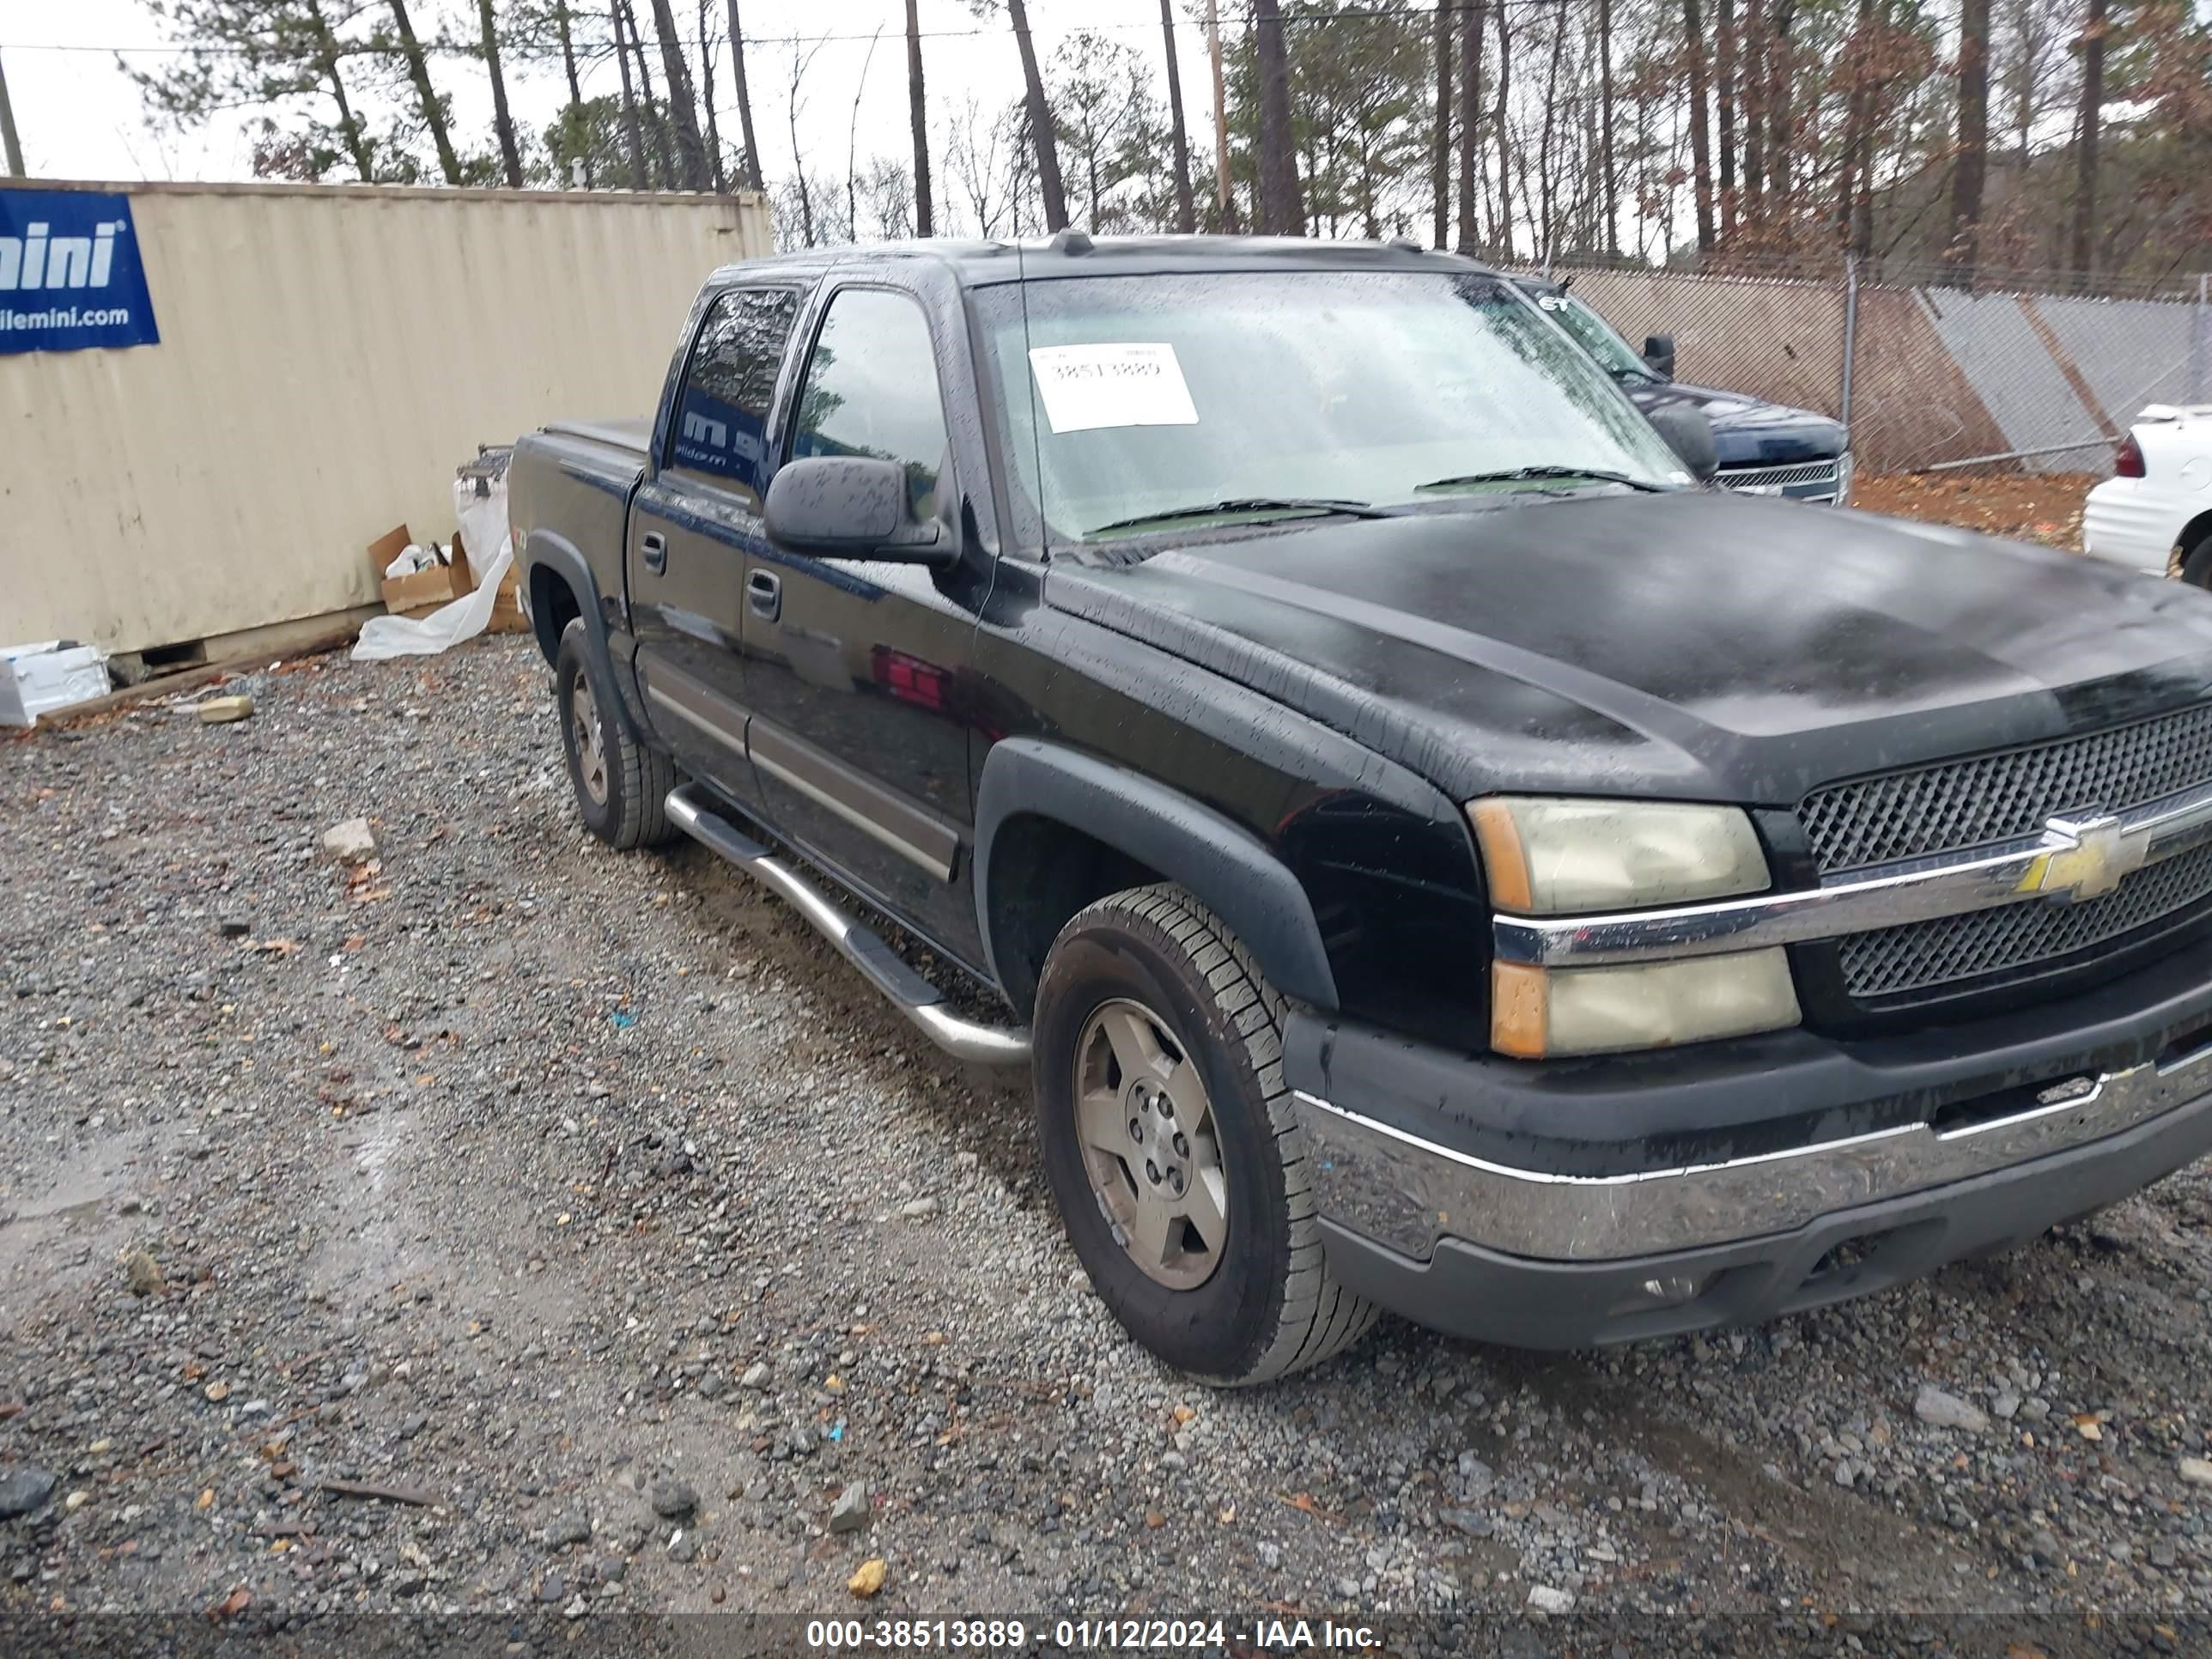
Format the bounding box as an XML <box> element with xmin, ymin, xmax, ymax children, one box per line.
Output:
<box><xmin>1508</xmin><ymin>252</ymin><xmax>2212</xmax><ymax>481</ymax></box>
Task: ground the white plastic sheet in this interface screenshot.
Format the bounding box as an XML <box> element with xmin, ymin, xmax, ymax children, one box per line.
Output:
<box><xmin>352</xmin><ymin>480</ymin><xmax>513</xmax><ymax>660</ymax></box>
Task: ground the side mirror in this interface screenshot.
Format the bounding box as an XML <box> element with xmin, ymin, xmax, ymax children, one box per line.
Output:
<box><xmin>1647</xmin><ymin>402</ymin><xmax>1718</xmax><ymax>483</ymax></box>
<box><xmin>763</xmin><ymin>456</ymin><xmax>945</xmax><ymax>561</ymax></box>
<box><xmin>1643</xmin><ymin>333</ymin><xmax>1676</xmax><ymax>380</ymax></box>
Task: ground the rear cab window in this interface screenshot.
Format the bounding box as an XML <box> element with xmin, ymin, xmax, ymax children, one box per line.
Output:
<box><xmin>666</xmin><ymin>285</ymin><xmax>801</xmax><ymax>506</ymax></box>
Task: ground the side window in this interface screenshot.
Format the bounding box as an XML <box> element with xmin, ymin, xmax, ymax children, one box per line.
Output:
<box><xmin>667</xmin><ymin>285</ymin><xmax>799</xmax><ymax>505</ymax></box>
<box><xmin>788</xmin><ymin>289</ymin><xmax>950</xmax><ymax>521</ymax></box>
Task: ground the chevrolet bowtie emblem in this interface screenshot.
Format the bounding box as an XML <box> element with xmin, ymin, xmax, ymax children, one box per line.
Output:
<box><xmin>2016</xmin><ymin>812</ymin><xmax>2148</xmax><ymax>902</ymax></box>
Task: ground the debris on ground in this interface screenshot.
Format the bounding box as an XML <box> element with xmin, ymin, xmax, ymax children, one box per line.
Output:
<box><xmin>321</xmin><ymin>817</ymin><xmax>378</xmax><ymax>863</ymax></box>
<box><xmin>1854</xmin><ymin>471</ymin><xmax>2092</xmax><ymax>551</ymax></box>
<box><xmin>197</xmin><ymin>693</ymin><xmax>255</xmax><ymax>724</ymax></box>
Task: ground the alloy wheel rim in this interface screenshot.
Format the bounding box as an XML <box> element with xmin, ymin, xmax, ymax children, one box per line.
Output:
<box><xmin>1073</xmin><ymin>997</ymin><xmax>1229</xmax><ymax>1291</ymax></box>
<box><xmin>571</xmin><ymin>679</ymin><xmax>610</xmax><ymax>805</ymax></box>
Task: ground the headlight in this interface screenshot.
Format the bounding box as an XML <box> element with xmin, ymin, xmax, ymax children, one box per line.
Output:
<box><xmin>1470</xmin><ymin>796</ymin><xmax>1797</xmax><ymax>1057</ymax></box>
<box><xmin>1492</xmin><ymin>954</ymin><xmax>1802</xmax><ymax>1059</ymax></box>
<box><xmin>1834</xmin><ymin>449</ymin><xmax>1854</xmax><ymax>507</ymax></box>
<box><xmin>1467</xmin><ymin>796</ymin><xmax>1771</xmax><ymax>915</ymax></box>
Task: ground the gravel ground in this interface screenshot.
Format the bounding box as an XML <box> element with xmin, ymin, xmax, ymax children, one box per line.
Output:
<box><xmin>4</xmin><ymin>637</ymin><xmax>2211</xmax><ymax>1656</ymax></box>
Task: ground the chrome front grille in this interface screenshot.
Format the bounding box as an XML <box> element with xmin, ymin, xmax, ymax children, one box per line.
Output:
<box><xmin>1800</xmin><ymin>703</ymin><xmax>2212</xmax><ymax>873</ymax></box>
<box><xmin>1838</xmin><ymin>841</ymin><xmax>2212</xmax><ymax>1000</ymax></box>
<box><xmin>1804</xmin><ymin>703</ymin><xmax>2212</xmax><ymax>1000</ymax></box>
<box><xmin>1717</xmin><ymin>458</ymin><xmax>1840</xmax><ymax>496</ymax></box>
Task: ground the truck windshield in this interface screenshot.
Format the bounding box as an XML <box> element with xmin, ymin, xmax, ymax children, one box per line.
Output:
<box><xmin>1528</xmin><ymin>289</ymin><xmax>1658</xmax><ymax>384</ymax></box>
<box><xmin>975</xmin><ymin>270</ymin><xmax>1687</xmax><ymax>547</ymax></box>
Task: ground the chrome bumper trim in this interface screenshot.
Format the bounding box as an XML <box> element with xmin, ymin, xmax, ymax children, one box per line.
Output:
<box><xmin>1494</xmin><ymin>775</ymin><xmax>2212</xmax><ymax>969</ymax></box>
<box><xmin>1293</xmin><ymin>1036</ymin><xmax>2212</xmax><ymax>1261</ymax></box>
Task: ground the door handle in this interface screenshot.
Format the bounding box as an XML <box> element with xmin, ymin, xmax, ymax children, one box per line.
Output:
<box><xmin>747</xmin><ymin>568</ymin><xmax>781</xmax><ymax>622</ymax></box>
<box><xmin>640</xmin><ymin>532</ymin><xmax>668</xmax><ymax>574</ymax></box>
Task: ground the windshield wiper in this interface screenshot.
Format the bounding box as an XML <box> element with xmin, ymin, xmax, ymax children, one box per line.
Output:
<box><xmin>1087</xmin><ymin>496</ymin><xmax>1392</xmax><ymax>534</ymax></box>
<box><xmin>1414</xmin><ymin>466</ymin><xmax>1667</xmax><ymax>495</ymax></box>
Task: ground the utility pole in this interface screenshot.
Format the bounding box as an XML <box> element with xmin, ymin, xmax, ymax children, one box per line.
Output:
<box><xmin>1204</xmin><ymin>0</ymin><xmax>1237</xmax><ymax>232</ymax></box>
<box><xmin>0</xmin><ymin>49</ymin><xmax>25</xmax><ymax>178</ymax></box>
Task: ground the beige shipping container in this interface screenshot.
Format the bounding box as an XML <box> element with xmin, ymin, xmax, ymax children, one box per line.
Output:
<box><xmin>0</xmin><ymin>179</ymin><xmax>771</xmax><ymax>656</ymax></box>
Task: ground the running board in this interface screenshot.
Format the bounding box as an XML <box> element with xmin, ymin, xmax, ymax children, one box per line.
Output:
<box><xmin>665</xmin><ymin>784</ymin><xmax>1031</xmax><ymax>1066</ymax></box>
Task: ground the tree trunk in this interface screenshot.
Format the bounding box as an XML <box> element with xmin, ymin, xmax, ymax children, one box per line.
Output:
<box><xmin>477</xmin><ymin>0</ymin><xmax>524</xmax><ymax>187</ymax></box>
<box><xmin>645</xmin><ymin>0</ymin><xmax>708</xmax><ymax>189</ymax></box>
<box><xmin>554</xmin><ymin>0</ymin><xmax>590</xmax><ymax>185</ymax></box>
<box><xmin>726</xmin><ymin>2</ymin><xmax>763</xmax><ymax>191</ymax></box>
<box><xmin>1453</xmin><ymin>3</ymin><xmax>1486</xmax><ymax>252</ymax></box>
<box><xmin>2070</xmin><ymin>0</ymin><xmax>2105</xmax><ymax>278</ymax></box>
<box><xmin>1252</xmin><ymin>0</ymin><xmax>1304</xmax><ymax>234</ymax></box>
<box><xmin>1536</xmin><ymin>9</ymin><xmax>1567</xmax><ymax>262</ymax></box>
<box><xmin>1765</xmin><ymin>0</ymin><xmax>1793</xmax><ymax>210</ymax></box>
<box><xmin>1160</xmin><ymin>0</ymin><xmax>1198</xmax><ymax>234</ymax></box>
<box><xmin>610</xmin><ymin>1</ymin><xmax>649</xmax><ymax>187</ymax></box>
<box><xmin>787</xmin><ymin>46</ymin><xmax>816</xmax><ymax>242</ymax></box>
<box><xmin>622</xmin><ymin>0</ymin><xmax>675</xmax><ymax>187</ymax></box>
<box><xmin>1456</xmin><ymin>3</ymin><xmax>1484</xmax><ymax>252</ymax></box>
<box><xmin>1204</xmin><ymin>0</ymin><xmax>1237</xmax><ymax>231</ymax></box>
<box><xmin>1741</xmin><ymin>0</ymin><xmax>1765</xmax><ymax>222</ymax></box>
<box><xmin>1716</xmin><ymin>0</ymin><xmax>1736</xmax><ymax>232</ymax></box>
<box><xmin>1683</xmin><ymin>0</ymin><xmax>1717</xmax><ymax>251</ymax></box>
<box><xmin>305</xmin><ymin>0</ymin><xmax>374</xmax><ymax>181</ymax></box>
<box><xmin>1006</xmin><ymin>0</ymin><xmax>1068</xmax><ymax>231</ymax></box>
<box><xmin>1944</xmin><ymin>0</ymin><xmax>1988</xmax><ymax>281</ymax></box>
<box><xmin>1599</xmin><ymin>0</ymin><xmax>1619</xmax><ymax>253</ymax></box>
<box><xmin>1833</xmin><ymin>0</ymin><xmax>1872</xmax><ymax>247</ymax></box>
<box><xmin>1492</xmin><ymin>0</ymin><xmax>1514</xmax><ymax>255</ymax></box>
<box><xmin>1431</xmin><ymin>0</ymin><xmax>1452</xmax><ymax>247</ymax></box>
<box><xmin>698</xmin><ymin>0</ymin><xmax>726</xmax><ymax>191</ymax></box>
<box><xmin>386</xmin><ymin>0</ymin><xmax>460</xmax><ymax>185</ymax></box>
<box><xmin>903</xmin><ymin>0</ymin><xmax>932</xmax><ymax>234</ymax></box>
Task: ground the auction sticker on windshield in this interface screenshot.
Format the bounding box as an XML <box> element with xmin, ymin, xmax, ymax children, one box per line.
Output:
<box><xmin>1029</xmin><ymin>343</ymin><xmax>1198</xmax><ymax>433</ymax></box>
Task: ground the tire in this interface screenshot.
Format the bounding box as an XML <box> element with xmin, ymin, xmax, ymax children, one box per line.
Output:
<box><xmin>555</xmin><ymin>617</ymin><xmax>677</xmax><ymax>850</ymax></box>
<box><xmin>2180</xmin><ymin>535</ymin><xmax>2212</xmax><ymax>589</ymax></box>
<box><xmin>1032</xmin><ymin>884</ymin><xmax>1376</xmax><ymax>1385</ymax></box>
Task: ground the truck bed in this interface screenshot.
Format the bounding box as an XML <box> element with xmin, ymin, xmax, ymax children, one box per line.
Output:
<box><xmin>507</xmin><ymin>416</ymin><xmax>651</xmax><ymax>623</ymax></box>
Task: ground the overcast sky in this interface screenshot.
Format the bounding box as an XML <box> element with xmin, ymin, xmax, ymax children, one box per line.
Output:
<box><xmin>0</xmin><ymin>0</ymin><xmax>1218</xmax><ymax>191</ymax></box>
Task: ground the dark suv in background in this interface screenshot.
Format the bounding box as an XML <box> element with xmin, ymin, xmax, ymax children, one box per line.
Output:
<box><xmin>1513</xmin><ymin>273</ymin><xmax>1850</xmax><ymax>505</ymax></box>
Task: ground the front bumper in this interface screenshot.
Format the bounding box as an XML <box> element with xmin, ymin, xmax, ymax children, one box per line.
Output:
<box><xmin>1287</xmin><ymin>951</ymin><xmax>2212</xmax><ymax>1346</ymax></box>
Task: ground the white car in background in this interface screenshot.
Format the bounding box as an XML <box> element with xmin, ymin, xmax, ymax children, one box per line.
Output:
<box><xmin>2084</xmin><ymin>404</ymin><xmax>2212</xmax><ymax>581</ymax></box>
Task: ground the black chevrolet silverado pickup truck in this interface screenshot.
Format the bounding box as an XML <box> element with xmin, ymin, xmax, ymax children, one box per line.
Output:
<box><xmin>510</xmin><ymin>234</ymin><xmax>2212</xmax><ymax>1386</ymax></box>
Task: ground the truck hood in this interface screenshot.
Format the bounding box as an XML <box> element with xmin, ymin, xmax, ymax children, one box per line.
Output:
<box><xmin>1623</xmin><ymin>380</ymin><xmax>1845</xmax><ymax>466</ymax></box>
<box><xmin>1044</xmin><ymin>493</ymin><xmax>2212</xmax><ymax>806</ymax></box>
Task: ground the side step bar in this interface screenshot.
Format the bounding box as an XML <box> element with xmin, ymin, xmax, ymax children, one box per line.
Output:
<box><xmin>665</xmin><ymin>784</ymin><xmax>1031</xmax><ymax>1067</ymax></box>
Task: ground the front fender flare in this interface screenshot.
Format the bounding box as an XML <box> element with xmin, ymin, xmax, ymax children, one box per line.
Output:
<box><xmin>972</xmin><ymin>738</ymin><xmax>1340</xmax><ymax>1012</ymax></box>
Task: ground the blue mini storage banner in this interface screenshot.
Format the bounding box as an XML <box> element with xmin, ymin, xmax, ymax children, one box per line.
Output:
<box><xmin>0</xmin><ymin>189</ymin><xmax>161</xmax><ymax>355</ymax></box>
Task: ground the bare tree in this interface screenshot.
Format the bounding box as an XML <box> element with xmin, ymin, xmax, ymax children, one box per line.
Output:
<box><xmin>1431</xmin><ymin>0</ymin><xmax>1452</xmax><ymax>247</ymax></box>
<box><xmin>609</xmin><ymin>0</ymin><xmax>648</xmax><ymax>187</ymax></box>
<box><xmin>974</xmin><ymin>0</ymin><xmax>1068</xmax><ymax>231</ymax></box>
<box><xmin>477</xmin><ymin>0</ymin><xmax>523</xmax><ymax>186</ymax></box>
<box><xmin>1764</xmin><ymin>0</ymin><xmax>1793</xmax><ymax>210</ymax></box>
<box><xmin>697</xmin><ymin>0</ymin><xmax>726</xmax><ymax>191</ymax></box>
<box><xmin>645</xmin><ymin>0</ymin><xmax>708</xmax><ymax>189</ymax></box>
<box><xmin>784</xmin><ymin>36</ymin><xmax>824</xmax><ymax>242</ymax></box>
<box><xmin>1456</xmin><ymin>2</ymin><xmax>1483</xmax><ymax>252</ymax></box>
<box><xmin>848</xmin><ymin>26</ymin><xmax>884</xmax><ymax>240</ymax></box>
<box><xmin>1159</xmin><ymin>0</ymin><xmax>1198</xmax><ymax>234</ymax></box>
<box><xmin>907</xmin><ymin>0</ymin><xmax>933</xmax><ymax>234</ymax></box>
<box><xmin>1252</xmin><ymin>0</ymin><xmax>1304</xmax><ymax>234</ymax></box>
<box><xmin>384</xmin><ymin>0</ymin><xmax>460</xmax><ymax>184</ymax></box>
<box><xmin>2071</xmin><ymin>0</ymin><xmax>2106</xmax><ymax>276</ymax></box>
<box><xmin>1598</xmin><ymin>0</ymin><xmax>1619</xmax><ymax>252</ymax></box>
<box><xmin>726</xmin><ymin>1</ymin><xmax>763</xmax><ymax>191</ymax></box>
<box><xmin>1492</xmin><ymin>0</ymin><xmax>1514</xmax><ymax>255</ymax></box>
<box><xmin>1683</xmin><ymin>0</ymin><xmax>1717</xmax><ymax>250</ymax></box>
<box><xmin>1741</xmin><ymin>0</ymin><xmax>1765</xmax><ymax>222</ymax></box>
<box><xmin>1716</xmin><ymin>0</ymin><xmax>1736</xmax><ymax>232</ymax></box>
<box><xmin>621</xmin><ymin>0</ymin><xmax>674</xmax><ymax>186</ymax></box>
<box><xmin>1945</xmin><ymin>0</ymin><xmax>1990</xmax><ymax>280</ymax></box>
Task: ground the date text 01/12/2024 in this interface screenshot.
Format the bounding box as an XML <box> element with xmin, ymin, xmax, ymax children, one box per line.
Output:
<box><xmin>803</xmin><ymin>1618</ymin><xmax>1384</xmax><ymax>1652</ymax></box>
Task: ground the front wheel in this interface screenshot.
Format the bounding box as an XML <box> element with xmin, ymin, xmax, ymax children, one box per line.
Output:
<box><xmin>1031</xmin><ymin>884</ymin><xmax>1376</xmax><ymax>1385</ymax></box>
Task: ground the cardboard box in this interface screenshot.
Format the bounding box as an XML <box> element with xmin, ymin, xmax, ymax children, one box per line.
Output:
<box><xmin>1</xmin><ymin>641</ymin><xmax>111</xmax><ymax>726</ymax></box>
<box><xmin>368</xmin><ymin>523</ymin><xmax>470</xmax><ymax>617</ymax></box>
